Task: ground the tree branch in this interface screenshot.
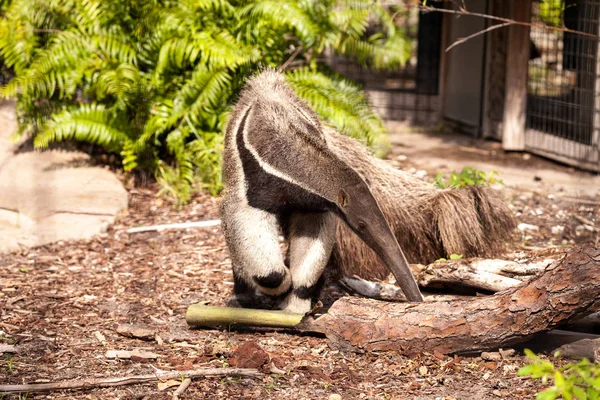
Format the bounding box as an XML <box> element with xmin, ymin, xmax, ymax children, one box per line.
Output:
<box><xmin>445</xmin><ymin>22</ymin><xmax>513</xmax><ymax>52</ymax></box>
<box><xmin>0</xmin><ymin>368</ymin><xmax>263</xmax><ymax>394</ymax></box>
<box><xmin>417</xmin><ymin>4</ymin><xmax>597</xmax><ymax>39</ymax></box>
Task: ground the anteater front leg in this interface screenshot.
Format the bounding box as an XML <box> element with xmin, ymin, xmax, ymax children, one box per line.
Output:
<box><xmin>222</xmin><ymin>202</ymin><xmax>291</xmax><ymax>309</ymax></box>
<box><xmin>280</xmin><ymin>211</ymin><xmax>337</xmax><ymax>313</ymax></box>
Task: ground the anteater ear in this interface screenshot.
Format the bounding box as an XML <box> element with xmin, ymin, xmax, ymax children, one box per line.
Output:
<box><xmin>337</xmin><ymin>189</ymin><xmax>349</xmax><ymax>209</ymax></box>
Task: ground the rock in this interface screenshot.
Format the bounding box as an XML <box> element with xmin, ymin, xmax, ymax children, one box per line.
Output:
<box><xmin>0</xmin><ymin>100</ymin><xmax>127</xmax><ymax>253</ymax></box>
<box><xmin>551</xmin><ymin>225</ymin><xmax>565</xmax><ymax>235</ymax></box>
<box><xmin>329</xmin><ymin>395</ymin><xmax>342</xmax><ymax>400</ymax></box>
<box><xmin>229</xmin><ymin>341</ymin><xmax>269</xmax><ymax>369</ymax></box>
<box><xmin>517</xmin><ymin>223</ymin><xmax>539</xmax><ymax>233</ymax></box>
<box><xmin>415</xmin><ymin>170</ymin><xmax>428</xmax><ymax>179</ymax></box>
<box><xmin>481</xmin><ymin>352</ymin><xmax>502</xmax><ymax>361</ymax></box>
<box><xmin>116</xmin><ymin>323</ymin><xmax>156</xmax><ymax>341</ymax></box>
<box><xmin>499</xmin><ymin>348</ymin><xmax>515</xmax><ymax>358</ymax></box>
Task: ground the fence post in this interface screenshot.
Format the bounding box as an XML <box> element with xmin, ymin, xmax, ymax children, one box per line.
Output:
<box><xmin>593</xmin><ymin>9</ymin><xmax>600</xmax><ymax>162</ymax></box>
<box><xmin>502</xmin><ymin>0</ymin><xmax>532</xmax><ymax>151</ymax></box>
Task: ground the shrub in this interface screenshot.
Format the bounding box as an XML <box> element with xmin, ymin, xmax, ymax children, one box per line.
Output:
<box><xmin>0</xmin><ymin>0</ymin><xmax>410</xmax><ymax>202</ymax></box>
<box><xmin>434</xmin><ymin>167</ymin><xmax>504</xmax><ymax>189</ymax></box>
<box><xmin>518</xmin><ymin>349</ymin><xmax>600</xmax><ymax>400</ymax></box>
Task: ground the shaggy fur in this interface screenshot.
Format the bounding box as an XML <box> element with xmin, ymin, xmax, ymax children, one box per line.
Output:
<box><xmin>326</xmin><ymin>128</ymin><xmax>516</xmax><ymax>280</ymax></box>
<box><xmin>221</xmin><ymin>69</ymin><xmax>516</xmax><ymax>305</ymax></box>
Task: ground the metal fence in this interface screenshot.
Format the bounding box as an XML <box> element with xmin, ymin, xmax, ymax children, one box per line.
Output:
<box><xmin>527</xmin><ymin>0</ymin><xmax>598</xmax><ymax>145</ymax></box>
<box><xmin>328</xmin><ymin>2</ymin><xmax>443</xmax><ymax>125</ymax></box>
<box><xmin>525</xmin><ymin>0</ymin><xmax>600</xmax><ymax>170</ymax></box>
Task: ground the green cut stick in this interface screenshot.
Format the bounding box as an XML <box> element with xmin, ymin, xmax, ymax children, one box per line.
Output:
<box><xmin>186</xmin><ymin>304</ymin><xmax>305</xmax><ymax>328</ymax></box>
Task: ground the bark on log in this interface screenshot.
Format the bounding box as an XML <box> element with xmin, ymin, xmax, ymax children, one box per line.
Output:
<box><xmin>340</xmin><ymin>257</ymin><xmax>553</xmax><ymax>302</ymax></box>
<box><xmin>304</xmin><ymin>246</ymin><xmax>600</xmax><ymax>355</ymax></box>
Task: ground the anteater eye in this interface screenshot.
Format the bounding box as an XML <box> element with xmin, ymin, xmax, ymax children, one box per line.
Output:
<box><xmin>357</xmin><ymin>221</ymin><xmax>367</xmax><ymax>232</ymax></box>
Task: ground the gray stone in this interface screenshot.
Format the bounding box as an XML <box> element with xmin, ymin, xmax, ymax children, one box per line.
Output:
<box><xmin>0</xmin><ymin>99</ymin><xmax>127</xmax><ymax>253</ymax></box>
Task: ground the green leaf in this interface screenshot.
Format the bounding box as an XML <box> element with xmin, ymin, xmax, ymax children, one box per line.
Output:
<box><xmin>536</xmin><ymin>388</ymin><xmax>559</xmax><ymax>400</ymax></box>
<box><xmin>573</xmin><ymin>386</ymin><xmax>588</xmax><ymax>400</ymax></box>
<box><xmin>518</xmin><ymin>365</ymin><xmax>535</xmax><ymax>376</ymax></box>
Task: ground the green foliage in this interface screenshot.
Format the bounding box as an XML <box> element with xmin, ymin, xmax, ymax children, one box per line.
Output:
<box><xmin>435</xmin><ymin>253</ymin><xmax>463</xmax><ymax>262</ymax></box>
<box><xmin>518</xmin><ymin>349</ymin><xmax>600</xmax><ymax>400</ymax></box>
<box><xmin>0</xmin><ymin>0</ymin><xmax>409</xmax><ymax>202</ymax></box>
<box><xmin>540</xmin><ymin>0</ymin><xmax>565</xmax><ymax>28</ymax></box>
<box><xmin>434</xmin><ymin>167</ymin><xmax>504</xmax><ymax>189</ymax></box>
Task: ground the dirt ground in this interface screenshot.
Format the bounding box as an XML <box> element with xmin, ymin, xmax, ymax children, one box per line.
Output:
<box><xmin>1</xmin><ymin>135</ymin><xmax>599</xmax><ymax>399</ymax></box>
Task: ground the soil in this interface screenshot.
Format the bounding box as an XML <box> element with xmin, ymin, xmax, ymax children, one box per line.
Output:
<box><xmin>1</xmin><ymin>151</ymin><xmax>599</xmax><ymax>399</ymax></box>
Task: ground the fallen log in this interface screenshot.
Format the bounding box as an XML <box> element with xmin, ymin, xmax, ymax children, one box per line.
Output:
<box><xmin>304</xmin><ymin>246</ymin><xmax>600</xmax><ymax>354</ymax></box>
<box><xmin>555</xmin><ymin>338</ymin><xmax>600</xmax><ymax>362</ymax></box>
<box><xmin>340</xmin><ymin>257</ymin><xmax>554</xmax><ymax>302</ymax></box>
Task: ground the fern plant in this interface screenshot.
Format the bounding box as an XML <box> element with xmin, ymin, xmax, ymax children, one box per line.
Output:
<box><xmin>0</xmin><ymin>0</ymin><xmax>411</xmax><ymax>202</ymax></box>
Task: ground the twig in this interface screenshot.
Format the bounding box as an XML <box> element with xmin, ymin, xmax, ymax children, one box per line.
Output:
<box><xmin>559</xmin><ymin>197</ymin><xmax>600</xmax><ymax>206</ymax></box>
<box><xmin>278</xmin><ymin>45</ymin><xmax>304</xmax><ymax>72</ymax></box>
<box><xmin>0</xmin><ymin>368</ymin><xmax>263</xmax><ymax>394</ymax></box>
<box><xmin>172</xmin><ymin>378</ymin><xmax>192</xmax><ymax>400</ymax></box>
<box><xmin>417</xmin><ymin>4</ymin><xmax>598</xmax><ymax>39</ymax></box>
<box><xmin>574</xmin><ymin>215</ymin><xmax>597</xmax><ymax>230</ymax></box>
<box><xmin>126</xmin><ymin>220</ymin><xmax>221</xmax><ymax>234</ymax></box>
<box><xmin>445</xmin><ymin>22</ymin><xmax>513</xmax><ymax>52</ymax></box>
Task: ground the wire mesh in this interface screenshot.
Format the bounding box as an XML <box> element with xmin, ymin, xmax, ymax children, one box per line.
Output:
<box><xmin>327</xmin><ymin>2</ymin><xmax>442</xmax><ymax>125</ymax></box>
<box><xmin>527</xmin><ymin>0</ymin><xmax>600</xmax><ymax>146</ymax></box>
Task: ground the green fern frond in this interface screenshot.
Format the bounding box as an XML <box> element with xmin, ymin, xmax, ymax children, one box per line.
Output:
<box><xmin>94</xmin><ymin>63</ymin><xmax>140</xmax><ymax>109</ymax></box>
<box><xmin>340</xmin><ymin>34</ymin><xmax>409</xmax><ymax>69</ymax></box>
<box><xmin>239</xmin><ymin>1</ymin><xmax>320</xmax><ymax>43</ymax></box>
<box><xmin>179</xmin><ymin>0</ymin><xmax>234</xmax><ymax>14</ymax></box>
<box><xmin>156</xmin><ymin>31</ymin><xmax>256</xmax><ymax>75</ymax></box>
<box><xmin>1</xmin><ymin>29</ymin><xmax>93</xmax><ymax>98</ymax></box>
<box><xmin>285</xmin><ymin>68</ymin><xmax>386</xmax><ymax>147</ymax></box>
<box><xmin>34</xmin><ymin>104</ymin><xmax>130</xmax><ymax>151</ymax></box>
<box><xmin>93</xmin><ymin>33</ymin><xmax>138</xmax><ymax>65</ymax></box>
<box><xmin>176</xmin><ymin>66</ymin><xmax>232</xmax><ymax>124</ymax></box>
<box><xmin>0</xmin><ymin>17</ymin><xmax>38</xmax><ymax>73</ymax></box>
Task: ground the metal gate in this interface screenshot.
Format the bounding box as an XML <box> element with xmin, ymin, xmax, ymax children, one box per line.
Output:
<box><xmin>525</xmin><ymin>0</ymin><xmax>600</xmax><ymax>171</ymax></box>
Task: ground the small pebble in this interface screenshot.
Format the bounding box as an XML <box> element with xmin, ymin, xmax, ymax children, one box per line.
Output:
<box><xmin>518</xmin><ymin>223</ymin><xmax>539</xmax><ymax>232</ymax></box>
<box><xmin>481</xmin><ymin>352</ymin><xmax>502</xmax><ymax>361</ymax></box>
